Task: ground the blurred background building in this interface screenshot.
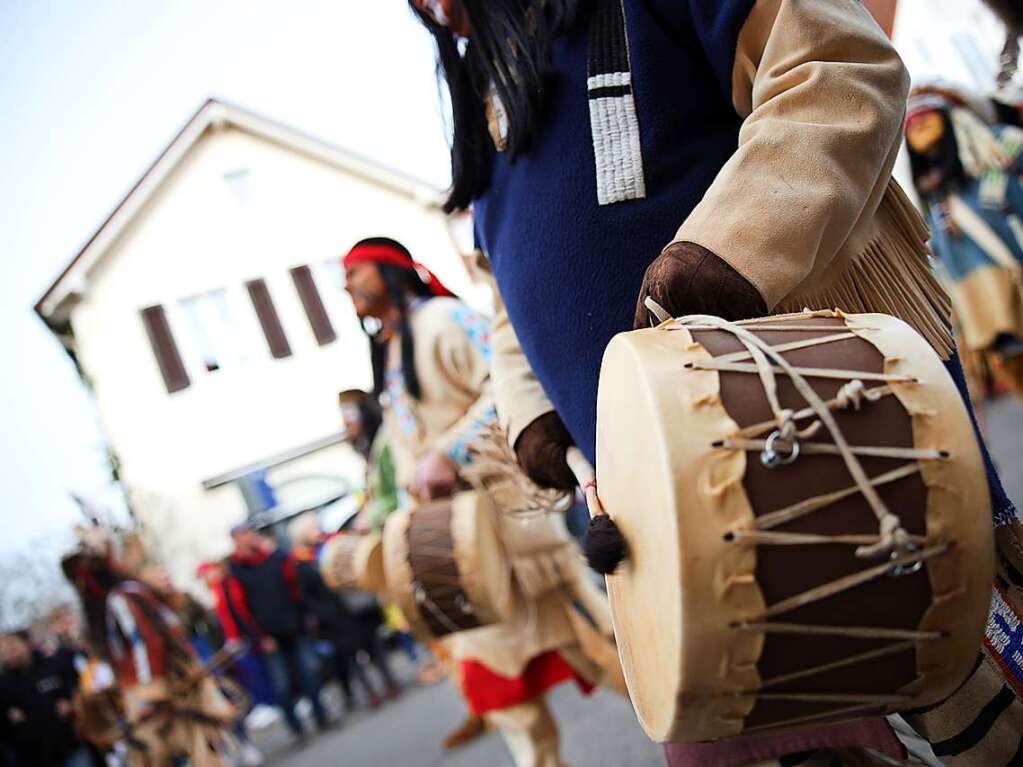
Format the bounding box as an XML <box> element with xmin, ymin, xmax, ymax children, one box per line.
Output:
<box><xmin>34</xmin><ymin>98</ymin><xmax>483</xmax><ymax>585</ymax></box>
<box><xmin>891</xmin><ymin>0</ymin><xmax>1005</xmax><ymax>89</ymax></box>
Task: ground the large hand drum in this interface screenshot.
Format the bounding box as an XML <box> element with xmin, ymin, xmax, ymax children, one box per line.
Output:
<box><xmin>382</xmin><ymin>491</ymin><xmax>514</xmax><ymax>639</ymax></box>
<box><xmin>319</xmin><ymin>533</ymin><xmax>386</xmax><ymax>595</ymax></box>
<box><xmin>596</xmin><ymin>310</ymin><xmax>993</xmax><ymax>742</ymax></box>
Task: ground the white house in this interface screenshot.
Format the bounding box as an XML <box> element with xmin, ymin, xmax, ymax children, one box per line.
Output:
<box><xmin>36</xmin><ymin>98</ymin><xmax>482</xmax><ymax>585</ymax></box>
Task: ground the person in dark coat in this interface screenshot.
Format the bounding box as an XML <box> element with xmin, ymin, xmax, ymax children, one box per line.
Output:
<box><xmin>225</xmin><ymin>524</ymin><xmax>331</xmax><ymax>737</ymax></box>
<box><xmin>0</xmin><ymin>631</ymin><xmax>95</xmax><ymax>767</ymax></box>
<box><xmin>288</xmin><ymin>514</ymin><xmax>400</xmax><ymax>710</ymax></box>
<box><xmin>292</xmin><ymin>549</ymin><xmax>400</xmax><ymax>710</ymax></box>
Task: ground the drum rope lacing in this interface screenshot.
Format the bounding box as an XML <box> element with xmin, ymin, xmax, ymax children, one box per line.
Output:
<box><xmin>672</xmin><ymin>309</ymin><xmax>945</xmax><ymax>565</ymax></box>
<box><xmin>414</xmin><ymin>584</ymin><xmax>472</xmax><ymax>636</ymax></box>
<box><xmin>662</xmin><ymin>306</ymin><xmax>955</xmax><ymax>719</ymax></box>
<box><xmin>407</xmin><ymin>514</ymin><xmax>481</xmax><ymax>636</ymax></box>
<box><xmin>406</xmin><ymin>504</ymin><xmax>544</xmax><ymax>646</ymax></box>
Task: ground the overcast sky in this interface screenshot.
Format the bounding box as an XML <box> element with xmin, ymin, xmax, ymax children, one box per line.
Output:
<box><xmin>0</xmin><ymin>1</ymin><xmax>451</xmax><ymax>557</ymax></box>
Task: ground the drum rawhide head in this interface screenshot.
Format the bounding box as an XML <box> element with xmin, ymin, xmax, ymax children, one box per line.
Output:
<box><xmin>320</xmin><ymin>533</ymin><xmax>386</xmax><ymax>595</ymax></box>
<box><xmin>596</xmin><ymin>310</ymin><xmax>993</xmax><ymax>742</ymax></box>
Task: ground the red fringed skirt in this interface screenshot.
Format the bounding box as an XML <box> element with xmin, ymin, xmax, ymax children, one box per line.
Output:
<box><xmin>460</xmin><ymin>650</ymin><xmax>594</xmax><ymax>715</ymax></box>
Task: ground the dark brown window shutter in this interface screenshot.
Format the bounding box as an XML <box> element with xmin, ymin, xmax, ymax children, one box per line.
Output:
<box><xmin>140</xmin><ymin>305</ymin><xmax>190</xmax><ymax>393</ymax></box>
<box><xmin>289</xmin><ymin>265</ymin><xmax>336</xmax><ymax>346</ymax></box>
<box><xmin>245</xmin><ymin>278</ymin><xmax>292</xmax><ymax>359</ymax></box>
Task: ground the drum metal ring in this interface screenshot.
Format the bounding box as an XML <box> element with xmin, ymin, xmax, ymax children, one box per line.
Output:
<box><xmin>454</xmin><ymin>593</ymin><xmax>474</xmax><ymax>615</ymax></box>
<box><xmin>888</xmin><ymin>543</ymin><xmax>923</xmax><ymax>577</ymax></box>
<box><xmin>760</xmin><ymin>430</ymin><xmax>800</xmax><ymax>469</ymax></box>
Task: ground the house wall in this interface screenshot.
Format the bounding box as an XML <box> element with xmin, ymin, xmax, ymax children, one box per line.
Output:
<box><xmin>69</xmin><ymin>125</ymin><xmax>479</xmax><ymax>584</ymax></box>
<box><xmin>892</xmin><ymin>0</ymin><xmax>1004</xmax><ymax>89</ymax></box>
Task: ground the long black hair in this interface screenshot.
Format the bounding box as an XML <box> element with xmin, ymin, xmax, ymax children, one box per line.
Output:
<box><xmin>409</xmin><ymin>0</ymin><xmax>583</xmax><ymax>212</ymax></box>
<box><xmin>353</xmin><ymin>237</ymin><xmax>437</xmax><ymax>402</ymax></box>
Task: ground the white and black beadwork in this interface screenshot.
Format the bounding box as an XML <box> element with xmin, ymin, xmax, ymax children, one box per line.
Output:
<box><xmin>588</xmin><ymin>0</ymin><xmax>646</xmax><ymax>206</ymax></box>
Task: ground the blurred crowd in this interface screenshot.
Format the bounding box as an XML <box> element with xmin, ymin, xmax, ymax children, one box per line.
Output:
<box><xmin>0</xmin><ymin>516</ymin><xmax>436</xmax><ymax>767</ymax></box>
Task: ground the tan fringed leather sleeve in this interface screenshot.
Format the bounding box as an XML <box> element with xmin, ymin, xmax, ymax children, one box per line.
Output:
<box><xmin>477</xmin><ymin>251</ymin><xmax>557</xmax><ymax>449</ymax></box>
<box><xmin>673</xmin><ymin>0</ymin><xmax>911</xmax><ymax>309</ymax></box>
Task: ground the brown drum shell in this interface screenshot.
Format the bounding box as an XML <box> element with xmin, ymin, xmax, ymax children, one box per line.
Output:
<box><xmin>382</xmin><ymin>491</ymin><xmax>513</xmax><ymax>640</ymax></box>
<box><xmin>596</xmin><ymin>312</ymin><xmax>993</xmax><ymax>742</ymax></box>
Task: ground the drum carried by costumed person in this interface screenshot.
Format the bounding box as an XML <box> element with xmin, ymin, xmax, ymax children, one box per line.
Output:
<box><xmin>340</xmin><ymin>236</ymin><xmax>622</xmax><ymax>767</ymax></box>
<box><xmin>905</xmin><ymin>83</ymin><xmax>1023</xmax><ymax>397</ymax></box>
<box><xmin>405</xmin><ymin>0</ymin><xmax>1023</xmax><ymax>765</ymax></box>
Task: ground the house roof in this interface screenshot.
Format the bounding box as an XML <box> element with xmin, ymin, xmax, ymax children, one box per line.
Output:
<box><xmin>34</xmin><ymin>97</ymin><xmax>448</xmax><ymax>328</ymax></box>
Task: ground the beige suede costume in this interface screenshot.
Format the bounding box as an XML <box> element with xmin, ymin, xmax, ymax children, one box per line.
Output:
<box><xmin>382</xmin><ymin>296</ymin><xmax>623</xmax><ymax>767</ymax></box>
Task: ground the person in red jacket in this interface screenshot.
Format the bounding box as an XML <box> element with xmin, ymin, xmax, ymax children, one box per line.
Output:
<box><xmin>221</xmin><ymin>524</ymin><xmax>332</xmax><ymax>738</ymax></box>
<box><xmin>196</xmin><ymin>562</ymin><xmax>277</xmax><ymax>711</ymax></box>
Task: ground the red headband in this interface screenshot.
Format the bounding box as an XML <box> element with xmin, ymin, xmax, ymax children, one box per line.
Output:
<box><xmin>342</xmin><ymin>243</ymin><xmax>456</xmax><ymax>298</ymax></box>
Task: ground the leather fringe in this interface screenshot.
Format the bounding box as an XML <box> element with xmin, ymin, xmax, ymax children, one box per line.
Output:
<box><xmin>777</xmin><ymin>183</ymin><xmax>954</xmax><ymax>359</ymax></box>
<box><xmin>460</xmin><ymin>421</ymin><xmax>570</xmax><ymax>515</ymax></box>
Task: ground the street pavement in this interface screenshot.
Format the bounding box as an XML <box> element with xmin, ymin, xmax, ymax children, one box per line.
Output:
<box><xmin>984</xmin><ymin>394</ymin><xmax>1023</xmax><ymax>507</ymax></box>
<box><xmin>259</xmin><ymin>394</ymin><xmax>1023</xmax><ymax>767</ymax></box>
<box><xmin>252</xmin><ymin>654</ymin><xmax>662</xmax><ymax>767</ymax></box>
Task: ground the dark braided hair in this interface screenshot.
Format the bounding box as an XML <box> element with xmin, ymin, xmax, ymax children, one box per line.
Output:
<box><xmin>353</xmin><ymin>238</ymin><xmax>437</xmax><ymax>401</ymax></box>
<box><xmin>409</xmin><ymin>0</ymin><xmax>583</xmax><ymax>212</ymax></box>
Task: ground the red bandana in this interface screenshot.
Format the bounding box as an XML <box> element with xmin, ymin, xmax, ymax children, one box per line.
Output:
<box><xmin>342</xmin><ymin>242</ymin><xmax>456</xmax><ymax>298</ymax></box>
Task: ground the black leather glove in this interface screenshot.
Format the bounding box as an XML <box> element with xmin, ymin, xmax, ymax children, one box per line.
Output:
<box><xmin>634</xmin><ymin>241</ymin><xmax>768</xmax><ymax>329</ymax></box>
<box><xmin>513</xmin><ymin>411</ymin><xmax>578</xmax><ymax>492</ymax></box>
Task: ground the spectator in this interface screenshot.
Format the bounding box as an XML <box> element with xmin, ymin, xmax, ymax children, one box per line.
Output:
<box><xmin>0</xmin><ymin>630</ymin><xmax>96</xmax><ymax>767</ymax></box>
<box><xmin>44</xmin><ymin>608</ymin><xmax>108</xmax><ymax>767</ymax></box>
<box><xmin>288</xmin><ymin>514</ymin><xmax>400</xmax><ymax>710</ymax></box>
<box><xmin>225</xmin><ymin>523</ymin><xmax>332</xmax><ymax>738</ymax></box>
<box><xmin>197</xmin><ymin>561</ymin><xmax>277</xmax><ymax>711</ymax></box>
<box><xmin>45</xmin><ymin>606</ymin><xmax>85</xmax><ymax>658</ymax></box>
